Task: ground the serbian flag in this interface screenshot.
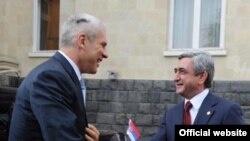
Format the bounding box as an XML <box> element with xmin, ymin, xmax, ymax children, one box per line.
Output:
<box><xmin>126</xmin><ymin>119</ymin><xmax>140</xmax><ymax>141</ymax></box>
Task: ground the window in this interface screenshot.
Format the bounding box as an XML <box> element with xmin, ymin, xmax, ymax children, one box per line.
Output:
<box><xmin>40</xmin><ymin>0</ymin><xmax>60</xmax><ymax>50</ymax></box>
<box><xmin>165</xmin><ymin>0</ymin><xmax>226</xmax><ymax>56</ymax></box>
<box><xmin>32</xmin><ymin>0</ymin><xmax>60</xmax><ymax>55</ymax></box>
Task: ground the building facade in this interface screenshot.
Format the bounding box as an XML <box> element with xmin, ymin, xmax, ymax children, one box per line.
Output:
<box><xmin>1</xmin><ymin>1</ymin><xmax>250</xmax><ymax>140</ymax></box>
<box><xmin>1</xmin><ymin>0</ymin><xmax>250</xmax><ymax>80</ymax></box>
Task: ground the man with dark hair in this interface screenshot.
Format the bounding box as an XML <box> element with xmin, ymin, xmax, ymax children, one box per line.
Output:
<box><xmin>152</xmin><ymin>51</ymin><xmax>245</xmax><ymax>141</ymax></box>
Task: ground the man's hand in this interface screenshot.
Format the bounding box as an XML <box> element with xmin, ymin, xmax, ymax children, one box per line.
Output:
<box><xmin>85</xmin><ymin>124</ymin><xmax>100</xmax><ymax>141</ymax></box>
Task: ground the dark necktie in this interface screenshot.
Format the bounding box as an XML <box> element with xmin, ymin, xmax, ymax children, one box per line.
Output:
<box><xmin>80</xmin><ymin>79</ymin><xmax>86</xmax><ymax>107</ymax></box>
<box><xmin>183</xmin><ymin>101</ymin><xmax>192</xmax><ymax>125</ymax></box>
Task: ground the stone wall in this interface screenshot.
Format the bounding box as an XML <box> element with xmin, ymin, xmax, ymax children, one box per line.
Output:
<box><xmin>84</xmin><ymin>79</ymin><xmax>250</xmax><ymax>138</ymax></box>
<box><xmin>1</xmin><ymin>76</ymin><xmax>250</xmax><ymax>139</ymax></box>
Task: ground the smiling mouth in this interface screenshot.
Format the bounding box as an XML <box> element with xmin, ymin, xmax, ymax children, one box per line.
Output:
<box><xmin>175</xmin><ymin>83</ymin><xmax>183</xmax><ymax>88</ymax></box>
<box><xmin>97</xmin><ymin>59</ymin><xmax>102</xmax><ymax>67</ymax></box>
<box><xmin>97</xmin><ymin>58</ymin><xmax>102</xmax><ymax>63</ymax></box>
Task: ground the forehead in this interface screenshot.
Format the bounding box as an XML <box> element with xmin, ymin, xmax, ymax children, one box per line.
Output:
<box><xmin>177</xmin><ymin>57</ymin><xmax>193</xmax><ymax>69</ymax></box>
<box><xmin>96</xmin><ymin>30</ymin><xmax>107</xmax><ymax>42</ymax></box>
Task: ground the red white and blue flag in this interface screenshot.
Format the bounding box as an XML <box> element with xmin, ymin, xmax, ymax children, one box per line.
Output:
<box><xmin>126</xmin><ymin>119</ymin><xmax>140</xmax><ymax>141</ymax></box>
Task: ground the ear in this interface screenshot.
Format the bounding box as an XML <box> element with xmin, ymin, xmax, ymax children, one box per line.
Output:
<box><xmin>77</xmin><ymin>33</ymin><xmax>86</xmax><ymax>48</ymax></box>
<box><xmin>198</xmin><ymin>71</ymin><xmax>208</xmax><ymax>85</ymax></box>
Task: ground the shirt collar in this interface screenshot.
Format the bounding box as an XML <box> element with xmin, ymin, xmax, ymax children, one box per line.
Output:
<box><xmin>185</xmin><ymin>88</ymin><xmax>209</xmax><ymax>110</ymax></box>
<box><xmin>58</xmin><ymin>50</ymin><xmax>82</xmax><ymax>81</ymax></box>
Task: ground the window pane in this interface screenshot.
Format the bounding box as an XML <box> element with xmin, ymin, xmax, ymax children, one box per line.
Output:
<box><xmin>173</xmin><ymin>0</ymin><xmax>194</xmax><ymax>49</ymax></box>
<box><xmin>199</xmin><ymin>0</ymin><xmax>221</xmax><ymax>48</ymax></box>
<box><xmin>40</xmin><ymin>1</ymin><xmax>48</xmax><ymax>50</ymax></box>
<box><xmin>40</xmin><ymin>0</ymin><xmax>60</xmax><ymax>50</ymax></box>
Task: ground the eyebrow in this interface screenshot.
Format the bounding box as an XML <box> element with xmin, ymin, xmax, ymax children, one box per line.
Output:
<box><xmin>174</xmin><ymin>68</ymin><xmax>187</xmax><ymax>73</ymax></box>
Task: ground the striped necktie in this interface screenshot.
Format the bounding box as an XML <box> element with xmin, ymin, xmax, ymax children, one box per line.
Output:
<box><xmin>80</xmin><ymin>79</ymin><xmax>86</xmax><ymax>106</ymax></box>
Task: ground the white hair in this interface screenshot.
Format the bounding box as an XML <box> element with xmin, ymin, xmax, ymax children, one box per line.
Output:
<box><xmin>60</xmin><ymin>13</ymin><xmax>105</xmax><ymax>47</ymax></box>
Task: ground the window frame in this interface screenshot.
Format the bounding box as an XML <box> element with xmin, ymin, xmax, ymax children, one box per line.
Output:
<box><xmin>164</xmin><ymin>0</ymin><xmax>227</xmax><ymax>56</ymax></box>
<box><xmin>30</xmin><ymin>0</ymin><xmax>59</xmax><ymax>57</ymax></box>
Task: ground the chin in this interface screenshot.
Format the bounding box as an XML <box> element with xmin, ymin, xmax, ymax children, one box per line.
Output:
<box><xmin>90</xmin><ymin>69</ymin><xmax>97</xmax><ymax>74</ymax></box>
<box><xmin>88</xmin><ymin>71</ymin><xmax>97</xmax><ymax>74</ymax></box>
<box><xmin>176</xmin><ymin>90</ymin><xmax>182</xmax><ymax>95</ymax></box>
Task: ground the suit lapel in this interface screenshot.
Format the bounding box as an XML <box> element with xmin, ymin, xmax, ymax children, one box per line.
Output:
<box><xmin>52</xmin><ymin>52</ymin><xmax>88</xmax><ymax>125</ymax></box>
<box><xmin>53</xmin><ymin>52</ymin><xmax>80</xmax><ymax>85</ymax></box>
<box><xmin>193</xmin><ymin>92</ymin><xmax>218</xmax><ymax>124</ymax></box>
<box><xmin>173</xmin><ymin>102</ymin><xmax>185</xmax><ymax>125</ymax></box>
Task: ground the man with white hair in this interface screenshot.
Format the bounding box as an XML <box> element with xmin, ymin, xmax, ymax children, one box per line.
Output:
<box><xmin>9</xmin><ymin>13</ymin><xmax>108</xmax><ymax>141</ymax></box>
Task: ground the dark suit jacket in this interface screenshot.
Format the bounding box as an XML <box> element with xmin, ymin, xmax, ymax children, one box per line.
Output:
<box><xmin>151</xmin><ymin>91</ymin><xmax>245</xmax><ymax>141</ymax></box>
<box><xmin>8</xmin><ymin>52</ymin><xmax>88</xmax><ymax>141</ymax></box>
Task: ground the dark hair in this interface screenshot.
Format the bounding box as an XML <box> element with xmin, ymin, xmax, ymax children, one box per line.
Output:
<box><xmin>178</xmin><ymin>51</ymin><xmax>214</xmax><ymax>88</ymax></box>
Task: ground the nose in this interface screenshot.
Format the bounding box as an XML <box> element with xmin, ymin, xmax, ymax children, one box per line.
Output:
<box><xmin>174</xmin><ymin>72</ymin><xmax>180</xmax><ymax>82</ymax></box>
<box><xmin>102</xmin><ymin>49</ymin><xmax>108</xmax><ymax>59</ymax></box>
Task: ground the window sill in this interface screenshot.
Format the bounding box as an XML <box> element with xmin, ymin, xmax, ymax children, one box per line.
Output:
<box><xmin>163</xmin><ymin>49</ymin><xmax>227</xmax><ymax>57</ymax></box>
<box><xmin>28</xmin><ymin>51</ymin><xmax>56</xmax><ymax>58</ymax></box>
